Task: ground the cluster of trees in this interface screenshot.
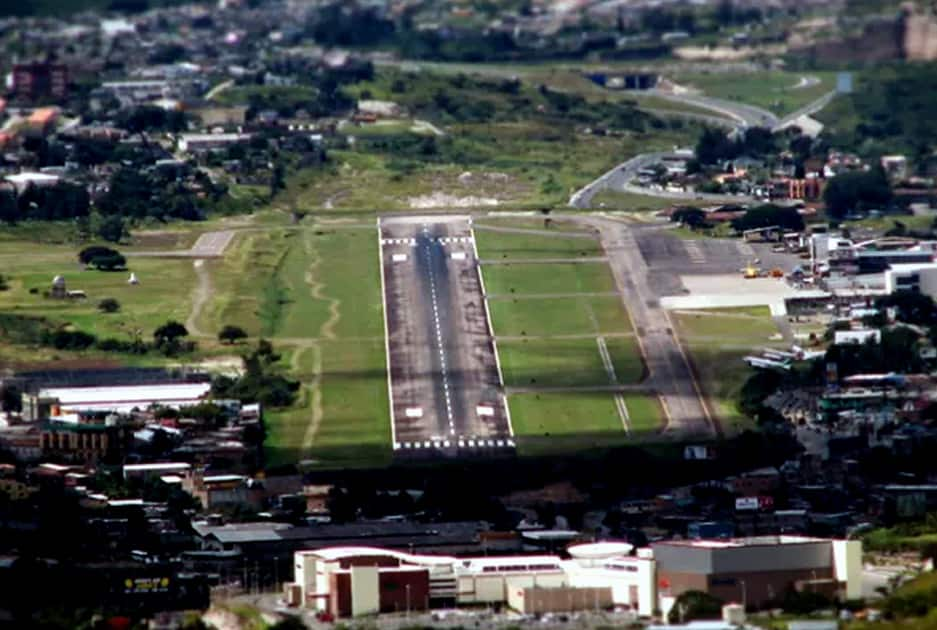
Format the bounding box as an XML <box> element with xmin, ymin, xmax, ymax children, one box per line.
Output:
<box><xmin>730</xmin><ymin>204</ymin><xmax>805</xmax><ymax>232</ymax></box>
<box><xmin>78</xmin><ymin>246</ymin><xmax>126</xmax><ymax>271</ymax></box>
<box><xmin>95</xmin><ymin>165</ymin><xmax>223</xmax><ymax>222</ymax></box>
<box><xmin>695</xmin><ymin>126</ymin><xmax>778</xmax><ymax>166</ymax></box>
<box><xmin>212</xmin><ymin>340</ymin><xmax>299</xmax><ymax>408</ymax></box>
<box><xmin>117</xmin><ymin>105</ymin><xmax>189</xmax><ymax>134</ymax></box>
<box><xmin>822</xmin><ymin>166</ymin><xmax>892</xmax><ymax>219</ymax></box>
<box><xmin>0</xmin><ymin>182</ymin><xmax>90</xmax><ymax>224</ymax></box>
<box><xmin>37</xmin><ymin>319</ymin><xmax>195</xmax><ymax>357</ymax></box>
<box><xmin>820</xmin><ymin>63</ymin><xmax>937</xmax><ymax>159</ymax></box>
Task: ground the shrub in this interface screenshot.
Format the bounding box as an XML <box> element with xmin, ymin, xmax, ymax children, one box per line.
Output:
<box><xmin>98</xmin><ymin>298</ymin><xmax>121</xmax><ymax>313</ymax></box>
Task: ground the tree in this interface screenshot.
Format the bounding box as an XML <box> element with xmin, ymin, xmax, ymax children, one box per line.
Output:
<box><xmin>97</xmin><ymin>215</ymin><xmax>127</xmax><ymax>243</ymax></box>
<box><xmin>731</xmin><ymin>204</ymin><xmax>804</xmax><ymax>233</ymax></box>
<box><xmin>668</xmin><ymin>590</ymin><xmax>724</xmax><ymax>624</ymax></box>
<box><xmin>671</xmin><ymin>206</ymin><xmax>707</xmax><ymax>229</ymax></box>
<box><xmin>98</xmin><ymin>298</ymin><xmax>121</xmax><ymax>313</ymax></box>
<box><xmin>90</xmin><ymin>253</ymin><xmax>127</xmax><ymax>271</ymax></box>
<box><xmin>0</xmin><ymin>274</ymin><xmax>7</xmax><ymax>291</ymax></box>
<box><xmin>153</xmin><ymin>321</ymin><xmax>189</xmax><ymax>344</ymax></box>
<box><xmin>823</xmin><ymin>167</ymin><xmax>892</xmax><ymax>219</ymax></box>
<box><xmin>218</xmin><ymin>325</ymin><xmax>248</xmax><ymax>345</ymax></box>
<box><xmin>78</xmin><ymin>245</ymin><xmax>121</xmax><ymax>265</ymax></box>
<box><xmin>269</xmin><ymin>160</ymin><xmax>286</xmax><ymax>198</ymax></box>
<box><xmin>695</xmin><ymin>126</ymin><xmax>736</xmax><ymax>165</ymax></box>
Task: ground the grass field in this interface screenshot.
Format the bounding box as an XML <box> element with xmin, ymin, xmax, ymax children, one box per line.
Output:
<box><xmin>498</xmin><ymin>336</ymin><xmax>643</xmax><ymax>387</ymax></box>
<box><xmin>507</xmin><ymin>391</ymin><xmax>663</xmax><ymax>456</ymax></box>
<box><xmin>672</xmin><ymin>71</ymin><xmax>838</xmax><ymax>116</ymax></box>
<box><xmin>672</xmin><ymin>307</ymin><xmax>782</xmax><ymax>433</ymax></box>
<box><xmin>474</xmin><ymin>228</ymin><xmax>603</xmax><ymax>260</ymax></box>
<box><xmin>0</xmin><ymin>241</ymin><xmax>196</xmax><ymax>342</ymax></box>
<box><xmin>488</xmin><ymin>295</ymin><xmax>632</xmax><ymax>337</ymax></box>
<box><xmin>202</xmin><ymin>226</ymin><xmax>392</xmax><ymax>468</ymax></box>
<box><xmin>481</xmin><ymin>261</ymin><xmax>617</xmax><ymax>296</ymax></box>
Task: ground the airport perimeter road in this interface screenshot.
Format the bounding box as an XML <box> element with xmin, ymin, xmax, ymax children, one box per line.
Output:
<box><xmin>569</xmin><ymin>151</ymin><xmax>755</xmax><ymax>209</ymax></box>
<box><xmin>576</xmin><ymin>215</ymin><xmax>715</xmax><ymax>437</ymax></box>
<box><xmin>648</xmin><ymin>89</ymin><xmax>779</xmax><ymax>129</ymax></box>
<box><xmin>380</xmin><ymin>216</ymin><xmax>513</xmax><ymax>456</ymax></box>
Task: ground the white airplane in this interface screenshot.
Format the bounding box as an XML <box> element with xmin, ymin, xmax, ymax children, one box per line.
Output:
<box><xmin>744</xmin><ymin>356</ymin><xmax>792</xmax><ymax>371</ymax></box>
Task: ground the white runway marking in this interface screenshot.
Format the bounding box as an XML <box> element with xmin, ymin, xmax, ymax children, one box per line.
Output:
<box><xmin>424</xmin><ymin>240</ymin><xmax>456</xmax><ymax>436</ymax></box>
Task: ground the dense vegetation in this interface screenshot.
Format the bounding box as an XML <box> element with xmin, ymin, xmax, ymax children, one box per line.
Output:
<box><xmin>819</xmin><ymin>63</ymin><xmax>937</xmax><ymax>159</ymax></box>
<box><xmin>0</xmin><ymin>0</ymin><xmax>193</xmax><ymax>17</ymax></box>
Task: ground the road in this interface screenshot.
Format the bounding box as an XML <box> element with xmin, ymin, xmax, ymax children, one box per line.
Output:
<box><xmin>380</xmin><ymin>216</ymin><xmax>514</xmax><ymax>456</ymax></box>
<box><xmin>569</xmin><ymin>81</ymin><xmax>841</xmax><ymax>209</ymax></box>
<box><xmin>569</xmin><ymin>151</ymin><xmax>755</xmax><ymax>209</ymax></box>
<box><xmin>648</xmin><ymin>89</ymin><xmax>779</xmax><ymax>129</ymax></box>
<box><xmin>575</xmin><ymin>215</ymin><xmax>715</xmax><ymax>437</ymax></box>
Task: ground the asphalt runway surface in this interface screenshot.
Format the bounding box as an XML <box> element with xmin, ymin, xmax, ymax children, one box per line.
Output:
<box><xmin>380</xmin><ymin>216</ymin><xmax>513</xmax><ymax>456</ymax></box>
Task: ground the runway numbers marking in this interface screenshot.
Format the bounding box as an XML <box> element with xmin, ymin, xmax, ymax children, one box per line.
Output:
<box><xmin>450</xmin><ymin>251</ymin><xmax>467</xmax><ymax>261</ymax></box>
<box><xmin>392</xmin><ymin>253</ymin><xmax>408</xmax><ymax>263</ymax></box>
<box><xmin>477</xmin><ymin>405</ymin><xmax>495</xmax><ymax>417</ymax></box>
<box><xmin>405</xmin><ymin>407</ymin><xmax>423</xmax><ymax>418</ymax></box>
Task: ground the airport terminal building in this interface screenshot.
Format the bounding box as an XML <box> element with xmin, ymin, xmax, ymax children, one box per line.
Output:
<box><xmin>286</xmin><ymin>537</ymin><xmax>860</xmax><ymax>618</ymax></box>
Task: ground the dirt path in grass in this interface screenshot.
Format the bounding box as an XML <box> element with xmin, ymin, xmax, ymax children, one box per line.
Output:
<box><xmin>299</xmin><ymin>232</ymin><xmax>343</xmax><ymax>451</ymax></box>
<box><xmin>186</xmin><ymin>259</ymin><xmax>211</xmax><ymax>338</ymax></box>
<box><xmin>300</xmin><ymin>343</ymin><xmax>324</xmax><ymax>451</ymax></box>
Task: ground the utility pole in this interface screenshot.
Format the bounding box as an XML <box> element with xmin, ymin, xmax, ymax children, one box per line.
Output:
<box><xmin>405</xmin><ymin>584</ymin><xmax>411</xmax><ymax>619</ymax></box>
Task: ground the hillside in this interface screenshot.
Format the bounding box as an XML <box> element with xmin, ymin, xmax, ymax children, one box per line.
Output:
<box><xmin>818</xmin><ymin>62</ymin><xmax>937</xmax><ymax>159</ymax></box>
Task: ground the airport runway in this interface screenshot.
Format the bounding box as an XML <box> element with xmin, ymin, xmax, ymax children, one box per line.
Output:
<box><xmin>379</xmin><ymin>216</ymin><xmax>514</xmax><ymax>456</ymax></box>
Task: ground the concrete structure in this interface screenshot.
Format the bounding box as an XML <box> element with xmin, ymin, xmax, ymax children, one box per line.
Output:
<box><xmin>40</xmin><ymin>419</ymin><xmax>131</xmax><ymax>464</ymax></box>
<box><xmin>12</xmin><ymin>63</ymin><xmax>68</xmax><ymax>100</ymax></box>
<box><xmin>885</xmin><ymin>262</ymin><xmax>937</xmax><ymax>298</ymax></box>
<box><xmin>653</xmin><ymin>536</ymin><xmax>862</xmax><ymax>609</ymax></box>
<box><xmin>123</xmin><ymin>462</ymin><xmax>192</xmax><ymax>481</ymax></box>
<box><xmin>177</xmin><ymin>132</ymin><xmax>251</xmax><ymax>153</ymax></box>
<box><xmin>290</xmin><ymin>542</ymin><xmax>658</xmax><ymax>618</ymax></box>
<box><xmin>507</xmin><ymin>585</ymin><xmax>612</xmax><ymax>614</ymax></box>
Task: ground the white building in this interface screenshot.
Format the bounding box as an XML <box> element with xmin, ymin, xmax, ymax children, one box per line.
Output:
<box><xmin>289</xmin><ymin>543</ymin><xmax>656</xmax><ymax>618</ymax></box>
<box><xmin>37</xmin><ymin>382</ymin><xmax>212</xmax><ymax>414</ymax></box>
<box><xmin>178</xmin><ymin>132</ymin><xmax>252</xmax><ymax>153</ymax></box>
<box><xmin>884</xmin><ymin>262</ymin><xmax>937</xmax><ymax>298</ymax></box>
